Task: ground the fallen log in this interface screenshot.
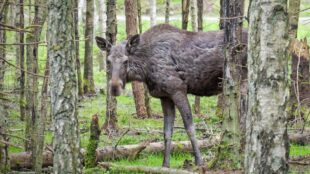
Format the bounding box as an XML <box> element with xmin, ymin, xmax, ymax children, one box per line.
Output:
<box><xmin>10</xmin><ymin>138</ymin><xmax>220</xmax><ymax>170</ymax></box>
<box><xmin>289</xmin><ymin>133</ymin><xmax>310</xmax><ymax>145</ymax></box>
<box><xmin>98</xmin><ymin>162</ymin><xmax>197</xmax><ymax>174</ymax></box>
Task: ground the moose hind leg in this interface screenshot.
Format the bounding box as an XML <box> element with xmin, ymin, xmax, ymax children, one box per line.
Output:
<box><xmin>172</xmin><ymin>92</ymin><xmax>203</xmax><ymax>166</ymax></box>
<box><xmin>160</xmin><ymin>98</ymin><xmax>176</xmax><ymax>167</ymax></box>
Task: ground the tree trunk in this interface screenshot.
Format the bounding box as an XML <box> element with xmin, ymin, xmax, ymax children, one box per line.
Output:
<box><xmin>287</xmin><ymin>0</ymin><xmax>302</xmax><ymax>126</ymax></box>
<box><xmin>219</xmin><ymin>0</ymin><xmax>224</xmax><ymax>30</ymax></box>
<box><xmin>165</xmin><ymin>0</ymin><xmax>170</xmax><ymax>23</ymax></box>
<box><xmin>24</xmin><ymin>0</ymin><xmax>47</xmax><ymax>152</ymax></box>
<box><xmin>48</xmin><ymin>0</ymin><xmax>83</xmax><ymax>173</ymax></box>
<box><xmin>137</xmin><ymin>0</ymin><xmax>142</xmax><ymax>33</ymax></box>
<box><xmin>15</xmin><ymin>0</ymin><xmax>26</xmax><ymax>121</ymax></box>
<box><xmin>0</xmin><ymin>97</ymin><xmax>9</xmax><ymax>173</ymax></box>
<box><xmin>288</xmin><ymin>0</ymin><xmax>300</xmax><ymax>39</ymax></box>
<box><xmin>190</xmin><ymin>0</ymin><xmax>201</xmax><ymax>115</ymax></box>
<box><xmin>245</xmin><ymin>0</ymin><xmax>289</xmax><ymax>173</ymax></box>
<box><xmin>125</xmin><ymin>0</ymin><xmax>148</xmax><ymax>119</ymax></box>
<box><xmin>85</xmin><ymin>114</ymin><xmax>101</xmax><ymax>168</ymax></box>
<box><xmin>97</xmin><ymin>0</ymin><xmax>107</xmax><ymax>71</ymax></box>
<box><xmin>190</xmin><ymin>0</ymin><xmax>197</xmax><ymax>32</ymax></box>
<box><xmin>0</xmin><ymin>1</ymin><xmax>8</xmax><ymax>90</ymax></box>
<box><xmin>0</xmin><ymin>3</ymin><xmax>9</xmax><ymax>172</ymax></box>
<box><xmin>83</xmin><ymin>0</ymin><xmax>96</xmax><ymax>95</ymax></box>
<box><xmin>104</xmin><ymin>0</ymin><xmax>118</xmax><ymax>133</ymax></box>
<box><xmin>182</xmin><ymin>0</ymin><xmax>190</xmax><ymax>30</ymax></box>
<box><xmin>74</xmin><ymin>0</ymin><xmax>84</xmax><ymax>97</ymax></box>
<box><xmin>197</xmin><ymin>0</ymin><xmax>203</xmax><ymax>31</ymax></box>
<box><xmin>79</xmin><ymin>0</ymin><xmax>86</xmax><ymax>32</ymax></box>
<box><xmin>149</xmin><ymin>0</ymin><xmax>156</xmax><ymax>26</ymax></box>
<box><xmin>0</xmin><ymin>0</ymin><xmax>9</xmax><ymax>171</ymax></box>
<box><xmin>220</xmin><ymin>0</ymin><xmax>244</xmax><ymax>168</ymax></box>
<box><xmin>32</xmin><ymin>55</ymin><xmax>49</xmax><ymax>173</ymax></box>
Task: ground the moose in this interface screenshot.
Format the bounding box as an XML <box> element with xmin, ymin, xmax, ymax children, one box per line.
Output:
<box><xmin>96</xmin><ymin>24</ymin><xmax>247</xmax><ymax>167</ymax></box>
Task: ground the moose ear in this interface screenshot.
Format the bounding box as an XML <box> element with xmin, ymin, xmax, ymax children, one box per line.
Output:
<box><xmin>126</xmin><ymin>34</ymin><xmax>140</xmax><ymax>53</ymax></box>
<box><xmin>95</xmin><ymin>36</ymin><xmax>112</xmax><ymax>51</ymax></box>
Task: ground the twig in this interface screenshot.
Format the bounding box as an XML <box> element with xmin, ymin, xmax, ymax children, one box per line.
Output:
<box><xmin>114</xmin><ymin>129</ymin><xmax>130</xmax><ymax>149</ymax></box>
<box><xmin>0</xmin><ymin>139</ymin><xmax>23</xmax><ymax>149</ymax></box>
<box><xmin>0</xmin><ymin>57</ymin><xmax>46</xmax><ymax>78</ymax></box>
<box><xmin>1</xmin><ymin>133</ymin><xmax>30</xmax><ymax>142</ymax></box>
<box><xmin>0</xmin><ymin>41</ymin><xmax>46</xmax><ymax>45</ymax></box>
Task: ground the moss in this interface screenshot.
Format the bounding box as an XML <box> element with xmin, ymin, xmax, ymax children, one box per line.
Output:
<box><xmin>85</xmin><ymin>138</ymin><xmax>100</xmax><ymax>168</ymax></box>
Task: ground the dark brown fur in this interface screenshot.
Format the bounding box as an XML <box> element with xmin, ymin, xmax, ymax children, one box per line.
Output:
<box><xmin>96</xmin><ymin>24</ymin><xmax>248</xmax><ymax>167</ymax></box>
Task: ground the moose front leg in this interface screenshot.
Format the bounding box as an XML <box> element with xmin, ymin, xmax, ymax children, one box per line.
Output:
<box><xmin>160</xmin><ymin>98</ymin><xmax>176</xmax><ymax>168</ymax></box>
<box><xmin>172</xmin><ymin>92</ymin><xmax>203</xmax><ymax>166</ymax></box>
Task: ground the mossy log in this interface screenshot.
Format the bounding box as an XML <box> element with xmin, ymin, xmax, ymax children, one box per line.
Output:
<box><xmin>10</xmin><ymin>139</ymin><xmax>219</xmax><ymax>170</ymax></box>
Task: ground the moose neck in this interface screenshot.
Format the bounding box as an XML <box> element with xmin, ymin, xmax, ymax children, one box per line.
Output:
<box><xmin>127</xmin><ymin>60</ymin><xmax>147</xmax><ymax>82</ymax></box>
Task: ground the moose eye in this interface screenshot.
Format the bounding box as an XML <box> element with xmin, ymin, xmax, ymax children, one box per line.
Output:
<box><xmin>107</xmin><ymin>60</ymin><xmax>111</xmax><ymax>65</ymax></box>
<box><xmin>123</xmin><ymin>60</ymin><xmax>128</xmax><ymax>65</ymax></box>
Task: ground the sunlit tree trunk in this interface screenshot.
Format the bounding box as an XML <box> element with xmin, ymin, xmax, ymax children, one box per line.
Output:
<box><xmin>48</xmin><ymin>0</ymin><xmax>82</xmax><ymax>172</ymax></box>
<box><xmin>149</xmin><ymin>0</ymin><xmax>156</xmax><ymax>26</ymax></box>
<box><xmin>74</xmin><ymin>0</ymin><xmax>84</xmax><ymax>97</ymax></box>
<box><xmin>182</xmin><ymin>0</ymin><xmax>190</xmax><ymax>30</ymax></box>
<box><xmin>165</xmin><ymin>0</ymin><xmax>170</xmax><ymax>23</ymax></box>
<box><xmin>83</xmin><ymin>0</ymin><xmax>95</xmax><ymax>95</ymax></box>
<box><xmin>245</xmin><ymin>0</ymin><xmax>289</xmax><ymax>173</ymax></box>
<box><xmin>97</xmin><ymin>0</ymin><xmax>107</xmax><ymax>71</ymax></box>
<box><xmin>24</xmin><ymin>0</ymin><xmax>47</xmax><ymax>152</ymax></box>
<box><xmin>104</xmin><ymin>0</ymin><xmax>118</xmax><ymax>133</ymax></box>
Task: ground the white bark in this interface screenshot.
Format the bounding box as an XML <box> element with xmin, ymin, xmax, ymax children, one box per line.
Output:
<box><xmin>245</xmin><ymin>0</ymin><xmax>289</xmax><ymax>173</ymax></box>
<box><xmin>190</xmin><ymin>0</ymin><xmax>198</xmax><ymax>32</ymax></box>
<box><xmin>48</xmin><ymin>0</ymin><xmax>82</xmax><ymax>173</ymax></box>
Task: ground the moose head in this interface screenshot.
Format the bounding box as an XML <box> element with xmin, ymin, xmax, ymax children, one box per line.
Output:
<box><xmin>95</xmin><ymin>35</ymin><xmax>141</xmax><ymax>96</ymax></box>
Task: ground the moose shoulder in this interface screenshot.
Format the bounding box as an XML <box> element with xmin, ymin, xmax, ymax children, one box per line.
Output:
<box><xmin>95</xmin><ymin>24</ymin><xmax>247</xmax><ymax>167</ymax></box>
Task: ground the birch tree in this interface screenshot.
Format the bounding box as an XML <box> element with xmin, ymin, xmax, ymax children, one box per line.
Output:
<box><xmin>96</xmin><ymin>0</ymin><xmax>107</xmax><ymax>71</ymax></box>
<box><xmin>48</xmin><ymin>0</ymin><xmax>82</xmax><ymax>172</ymax></box>
<box><xmin>245</xmin><ymin>0</ymin><xmax>289</xmax><ymax>173</ymax></box>
<box><xmin>104</xmin><ymin>0</ymin><xmax>118</xmax><ymax>132</ymax></box>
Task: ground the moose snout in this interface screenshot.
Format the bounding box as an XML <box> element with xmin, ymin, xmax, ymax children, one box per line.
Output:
<box><xmin>109</xmin><ymin>78</ymin><xmax>123</xmax><ymax>96</ymax></box>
